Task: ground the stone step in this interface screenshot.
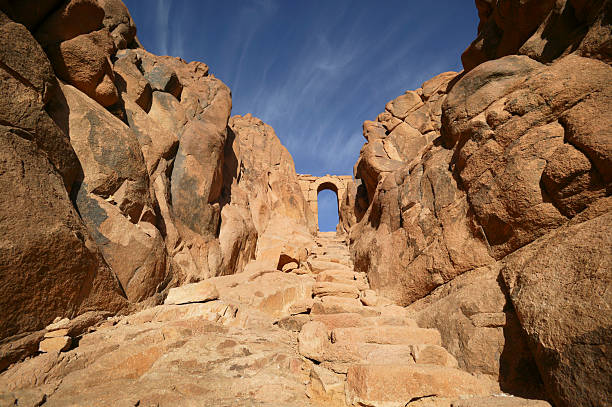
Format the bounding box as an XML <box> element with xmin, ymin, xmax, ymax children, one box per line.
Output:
<box><xmin>306</xmin><ymin>365</ymin><xmax>346</xmax><ymax>406</ymax></box>
<box><xmin>364</xmin><ymin>315</ymin><xmax>418</xmax><ymax>327</ymax></box>
<box><xmin>452</xmin><ymin>396</ymin><xmax>552</xmax><ymax>407</ymax></box>
<box><xmin>310</xmin><ymin>247</ymin><xmax>327</xmax><ymax>256</ymax></box>
<box><xmin>307</xmin><ymin>259</ymin><xmax>353</xmax><ymax>274</ymax></box>
<box><xmin>315</xmin><ymin>243</ymin><xmax>347</xmax><ymax>249</ymax></box>
<box><xmin>312</xmin><ymin>255</ymin><xmax>352</xmax><ymax>267</ymax></box>
<box><xmin>311</xmin><ymin>313</ymin><xmax>367</xmax><ymax>330</ymax></box>
<box><xmin>314</xmin><ymin>242</ymin><xmax>348</xmax><ymax>248</ymax></box>
<box><xmin>164</xmin><ymin>280</ymin><xmax>219</xmax><ymax>305</ymax></box>
<box><xmin>410</xmin><ymin>344</ymin><xmax>458</xmax><ymax>367</ymax></box>
<box><xmin>315</xmin><ymin>246</ymin><xmax>350</xmax><ymax>253</ymax></box>
<box><xmin>315</xmin><ymin>235</ymin><xmax>346</xmax><ymax>241</ymax></box>
<box><xmin>277</xmin><ymin>314</ymin><xmax>311</xmax><ymax>332</ymax></box>
<box><xmin>311</xmin><ymin>313</ymin><xmax>418</xmax><ymax>330</ymax></box>
<box><xmin>323</xmin><ymin>245</ymin><xmax>348</xmax><ymax>252</ymax></box>
<box><xmin>322</xmin><ymin>343</ymin><xmax>457</xmax><ymax>368</ymax></box>
<box><xmin>316</xmin><ymin>269</ymin><xmax>356</xmax><ymax>283</ymax></box>
<box><xmin>316</xmin><ymin>231</ymin><xmax>341</xmax><ymax>238</ymax></box>
<box><xmin>313</xmin><ymin>282</ymin><xmax>360</xmax><ymax>298</ymax></box>
<box><xmin>345</xmin><ymin>364</ymin><xmax>496</xmax><ymax>407</ymax></box>
<box><xmin>213</xmin><ymin>271</ymin><xmax>313</xmax><ymax>318</ymax></box>
<box><xmin>330</xmin><ymin>325</ymin><xmax>441</xmax><ymax>346</ymax></box>
<box><xmin>320</xmin><ymin>343</ymin><xmax>417</xmax><ymax>370</ymax></box>
<box><xmin>311</xmin><ymin>297</ymin><xmax>380</xmax><ymax>317</ymax></box>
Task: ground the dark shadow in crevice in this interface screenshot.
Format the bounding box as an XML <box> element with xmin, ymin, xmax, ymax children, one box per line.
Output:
<box><xmin>496</xmin><ymin>272</ymin><xmax>551</xmax><ymax>402</ymax></box>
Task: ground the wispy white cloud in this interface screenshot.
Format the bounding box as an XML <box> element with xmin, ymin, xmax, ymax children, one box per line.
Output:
<box><xmin>155</xmin><ymin>0</ymin><xmax>171</xmax><ymax>55</ymax></box>
<box><xmin>139</xmin><ymin>0</ymin><xmax>472</xmax><ymax>177</ymax></box>
<box><xmin>226</xmin><ymin>5</ymin><xmax>447</xmax><ymax>177</ymax></box>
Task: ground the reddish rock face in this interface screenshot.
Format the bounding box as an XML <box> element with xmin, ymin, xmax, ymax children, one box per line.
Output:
<box><xmin>406</xmin><ymin>266</ymin><xmax>546</xmax><ymax>399</ymax></box>
<box><xmin>501</xmin><ymin>205</ymin><xmax>612</xmax><ymax>407</ymax></box>
<box><xmin>348</xmin><ymin>6</ymin><xmax>611</xmax><ymax>406</ymax></box>
<box><xmin>0</xmin><ymin>0</ymin><xmax>314</xmax><ymax>350</ymax></box>
<box><xmin>0</xmin><ymin>0</ymin><xmax>609</xmax><ymax>405</ymax></box>
<box><xmin>351</xmin><ymin>54</ymin><xmax>610</xmax><ymax>299</ymax></box>
<box><xmin>1</xmin><ymin>0</ymin><xmax>140</xmax><ymax>109</ymax></box>
<box><xmin>462</xmin><ymin>0</ymin><xmax>612</xmax><ymax>71</ymax></box>
<box><xmin>0</xmin><ymin>10</ymin><xmax>126</xmax><ymax>341</ymax></box>
<box><xmin>443</xmin><ymin>55</ymin><xmax>610</xmax><ymax>258</ymax></box>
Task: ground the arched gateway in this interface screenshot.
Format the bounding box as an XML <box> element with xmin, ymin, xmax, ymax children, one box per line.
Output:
<box><xmin>297</xmin><ymin>174</ymin><xmax>353</xmax><ymax>232</ymax></box>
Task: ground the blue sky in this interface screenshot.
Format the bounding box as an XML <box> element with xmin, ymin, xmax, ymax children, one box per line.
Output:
<box><xmin>124</xmin><ymin>0</ymin><xmax>479</xmax><ymax>231</ymax></box>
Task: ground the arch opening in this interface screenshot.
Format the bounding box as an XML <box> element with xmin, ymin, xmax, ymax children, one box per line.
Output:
<box><xmin>316</xmin><ymin>181</ymin><xmax>339</xmax><ymax>195</ymax></box>
<box><xmin>317</xmin><ymin>188</ymin><xmax>339</xmax><ymax>232</ymax></box>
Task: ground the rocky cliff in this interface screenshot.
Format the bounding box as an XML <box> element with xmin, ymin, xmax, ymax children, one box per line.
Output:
<box><xmin>0</xmin><ymin>0</ymin><xmax>313</xmax><ymax>352</ymax></box>
<box><xmin>349</xmin><ymin>1</ymin><xmax>611</xmax><ymax>406</ymax></box>
<box><xmin>0</xmin><ymin>1</ymin><xmax>610</xmax><ymax>406</ymax></box>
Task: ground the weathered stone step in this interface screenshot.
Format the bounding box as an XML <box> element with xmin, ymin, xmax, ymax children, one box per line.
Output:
<box><xmin>346</xmin><ymin>364</ymin><xmax>496</xmax><ymax>407</ymax></box>
<box><xmin>307</xmin><ymin>259</ymin><xmax>353</xmax><ymax>274</ymax></box>
<box><xmin>211</xmin><ymin>271</ymin><xmax>314</xmax><ymax>318</ymax></box>
<box><xmin>306</xmin><ymin>365</ymin><xmax>346</xmax><ymax>405</ymax></box>
<box><xmin>313</xmin><ymin>245</ymin><xmax>349</xmax><ymax>252</ymax></box>
<box><xmin>311</xmin><ymin>297</ymin><xmax>380</xmax><ymax>317</ymax></box>
<box><xmin>314</xmin><ymin>241</ymin><xmax>347</xmax><ymax>248</ymax></box>
<box><xmin>298</xmin><ymin>321</ymin><xmax>457</xmax><ymax>378</ymax></box>
<box><xmin>164</xmin><ymin>280</ymin><xmax>219</xmax><ymax>305</ymax></box>
<box><xmin>331</xmin><ymin>325</ymin><xmax>441</xmax><ymax>346</ymax></box>
<box><xmin>311</xmin><ymin>252</ymin><xmax>351</xmax><ymax>260</ymax></box>
<box><xmin>316</xmin><ymin>269</ymin><xmax>356</xmax><ymax>283</ymax></box>
<box><xmin>325</xmin><ymin>342</ymin><xmax>458</xmax><ymax>367</ymax></box>
<box><xmin>311</xmin><ymin>313</ymin><xmax>418</xmax><ymax>330</ymax></box>
<box><xmin>452</xmin><ymin>396</ymin><xmax>552</xmax><ymax>407</ymax></box>
<box><xmin>311</xmin><ymin>255</ymin><xmax>352</xmax><ymax>267</ymax></box>
<box><xmin>313</xmin><ymin>282</ymin><xmax>360</xmax><ymax>298</ymax></box>
<box><xmin>322</xmin><ymin>245</ymin><xmax>349</xmax><ymax>252</ymax></box>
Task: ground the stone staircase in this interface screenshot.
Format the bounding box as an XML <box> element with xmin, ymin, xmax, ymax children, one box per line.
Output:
<box><xmin>288</xmin><ymin>232</ymin><xmax>546</xmax><ymax>407</ymax></box>
<box><xmin>0</xmin><ymin>231</ymin><xmax>551</xmax><ymax>406</ymax></box>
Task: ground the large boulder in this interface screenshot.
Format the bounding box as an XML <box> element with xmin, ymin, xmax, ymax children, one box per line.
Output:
<box><xmin>406</xmin><ymin>266</ymin><xmax>546</xmax><ymax>399</ymax></box>
<box><xmin>0</xmin><ymin>0</ymin><xmax>63</xmax><ymax>29</ymax></box>
<box><xmin>46</xmin><ymin>29</ymin><xmax>119</xmax><ymax>107</ymax></box>
<box><xmin>0</xmin><ymin>10</ymin><xmax>126</xmax><ymax>341</ymax></box>
<box><xmin>0</xmin><ymin>128</ymin><xmax>126</xmax><ymax>340</ymax></box>
<box><xmin>33</xmin><ymin>0</ymin><xmax>120</xmax><ymax>107</ymax></box>
<box><xmin>351</xmin><ymin>71</ymin><xmax>495</xmax><ymax>306</ymax></box>
<box><xmin>501</xmin><ymin>203</ymin><xmax>612</xmax><ymax>407</ymax></box>
<box><xmin>443</xmin><ymin>55</ymin><xmax>611</xmax><ymax>259</ymax></box>
<box><xmin>0</xmin><ymin>12</ymin><xmax>80</xmax><ymax>190</ymax></box>
<box><xmin>462</xmin><ymin>0</ymin><xmax>612</xmax><ymax>71</ymax></box>
<box><xmin>98</xmin><ymin>0</ymin><xmax>138</xmax><ymax>49</ymax></box>
<box><xmin>61</xmin><ymin>83</ymin><xmax>169</xmax><ymax>302</ymax></box>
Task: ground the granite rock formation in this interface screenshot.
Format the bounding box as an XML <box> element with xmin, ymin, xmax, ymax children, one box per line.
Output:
<box><xmin>462</xmin><ymin>0</ymin><xmax>612</xmax><ymax>71</ymax></box>
<box><xmin>0</xmin><ymin>0</ymin><xmax>610</xmax><ymax>406</ymax></box>
<box><xmin>0</xmin><ymin>0</ymin><xmax>313</xmax><ymax>362</ymax></box>
<box><xmin>349</xmin><ymin>2</ymin><xmax>611</xmax><ymax>406</ymax></box>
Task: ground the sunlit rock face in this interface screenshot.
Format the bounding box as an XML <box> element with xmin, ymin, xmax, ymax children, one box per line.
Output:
<box><xmin>348</xmin><ymin>3</ymin><xmax>611</xmax><ymax>404</ymax></box>
<box><xmin>461</xmin><ymin>0</ymin><xmax>612</xmax><ymax>71</ymax></box>
<box><xmin>0</xmin><ymin>1</ymin><xmax>610</xmax><ymax>406</ymax></box>
<box><xmin>0</xmin><ymin>0</ymin><xmax>313</xmax><ymax>342</ymax></box>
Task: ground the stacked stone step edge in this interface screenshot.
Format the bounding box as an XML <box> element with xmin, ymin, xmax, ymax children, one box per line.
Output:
<box><xmin>295</xmin><ymin>232</ymin><xmax>551</xmax><ymax>407</ymax></box>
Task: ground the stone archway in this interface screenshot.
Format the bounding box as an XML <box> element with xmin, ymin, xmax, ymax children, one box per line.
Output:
<box><xmin>297</xmin><ymin>174</ymin><xmax>353</xmax><ymax>233</ymax></box>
